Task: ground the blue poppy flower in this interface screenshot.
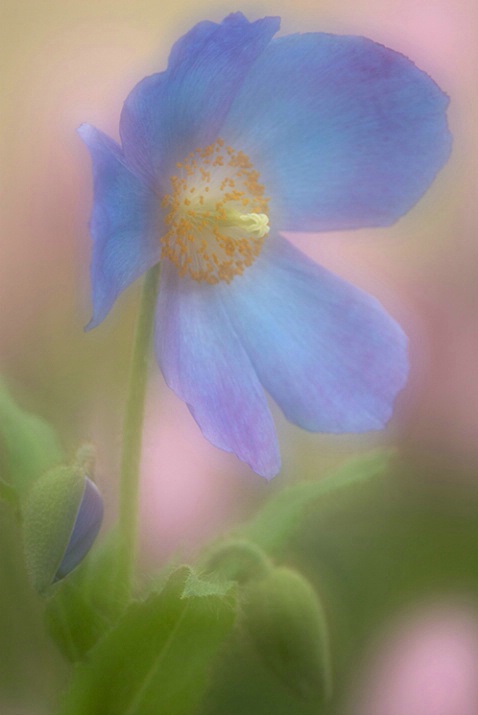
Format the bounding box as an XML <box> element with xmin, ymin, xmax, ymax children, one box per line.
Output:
<box><xmin>79</xmin><ymin>13</ymin><xmax>451</xmax><ymax>479</ymax></box>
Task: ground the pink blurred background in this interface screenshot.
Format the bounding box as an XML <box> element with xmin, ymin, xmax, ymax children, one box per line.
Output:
<box><xmin>351</xmin><ymin>602</ymin><xmax>478</xmax><ymax>715</ymax></box>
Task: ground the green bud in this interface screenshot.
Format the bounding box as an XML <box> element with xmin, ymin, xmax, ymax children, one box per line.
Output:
<box><xmin>204</xmin><ymin>539</ymin><xmax>272</xmax><ymax>584</ymax></box>
<box><xmin>22</xmin><ymin>465</ymin><xmax>103</xmax><ymax>593</ymax></box>
<box><xmin>242</xmin><ymin>566</ymin><xmax>332</xmax><ymax>702</ymax></box>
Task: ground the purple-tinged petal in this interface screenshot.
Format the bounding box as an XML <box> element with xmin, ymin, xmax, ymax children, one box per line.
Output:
<box><xmin>120</xmin><ymin>13</ymin><xmax>280</xmax><ymax>188</ymax></box>
<box><xmin>55</xmin><ymin>478</ymin><xmax>104</xmax><ymax>581</ymax></box>
<box><xmin>222</xmin><ymin>33</ymin><xmax>451</xmax><ymax>231</ymax></box>
<box><xmin>220</xmin><ymin>235</ymin><xmax>408</xmax><ymax>433</ymax></box>
<box><xmin>78</xmin><ymin>124</ymin><xmax>161</xmax><ymax>328</ymax></box>
<box><xmin>155</xmin><ymin>261</ymin><xmax>281</xmax><ymax>479</ymax></box>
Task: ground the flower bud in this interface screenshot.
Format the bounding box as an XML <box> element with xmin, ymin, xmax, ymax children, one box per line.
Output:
<box><xmin>54</xmin><ymin>477</ymin><xmax>103</xmax><ymax>581</ymax></box>
<box><xmin>242</xmin><ymin>566</ymin><xmax>332</xmax><ymax>702</ymax></box>
<box><xmin>204</xmin><ymin>539</ymin><xmax>272</xmax><ymax>584</ymax></box>
<box><xmin>23</xmin><ymin>465</ymin><xmax>103</xmax><ymax>593</ymax></box>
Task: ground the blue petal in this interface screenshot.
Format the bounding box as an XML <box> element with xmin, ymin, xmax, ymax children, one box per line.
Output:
<box><xmin>55</xmin><ymin>478</ymin><xmax>104</xmax><ymax>581</ymax></box>
<box><xmin>222</xmin><ymin>33</ymin><xmax>451</xmax><ymax>231</ymax></box>
<box><xmin>78</xmin><ymin>124</ymin><xmax>161</xmax><ymax>328</ymax></box>
<box><xmin>220</xmin><ymin>235</ymin><xmax>408</xmax><ymax>432</ymax></box>
<box><xmin>120</xmin><ymin>13</ymin><xmax>280</xmax><ymax>187</ymax></box>
<box><xmin>155</xmin><ymin>261</ymin><xmax>281</xmax><ymax>478</ymax></box>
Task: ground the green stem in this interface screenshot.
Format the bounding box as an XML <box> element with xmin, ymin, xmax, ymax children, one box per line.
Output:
<box><xmin>117</xmin><ymin>264</ymin><xmax>160</xmax><ymax>600</ymax></box>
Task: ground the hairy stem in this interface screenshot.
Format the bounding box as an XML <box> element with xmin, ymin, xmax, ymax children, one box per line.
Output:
<box><xmin>117</xmin><ymin>264</ymin><xmax>160</xmax><ymax>599</ymax></box>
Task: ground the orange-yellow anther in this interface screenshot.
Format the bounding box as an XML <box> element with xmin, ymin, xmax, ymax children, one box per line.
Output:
<box><xmin>161</xmin><ymin>139</ymin><xmax>270</xmax><ymax>285</ymax></box>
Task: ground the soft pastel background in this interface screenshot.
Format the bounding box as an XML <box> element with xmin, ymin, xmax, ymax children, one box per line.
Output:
<box><xmin>2</xmin><ymin>0</ymin><xmax>478</xmax><ymax>713</ymax></box>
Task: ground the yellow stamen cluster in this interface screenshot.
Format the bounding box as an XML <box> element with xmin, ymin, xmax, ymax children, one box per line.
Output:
<box><xmin>161</xmin><ymin>138</ymin><xmax>270</xmax><ymax>284</ymax></box>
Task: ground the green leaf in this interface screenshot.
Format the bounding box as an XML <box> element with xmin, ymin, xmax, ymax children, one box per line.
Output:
<box><xmin>181</xmin><ymin>570</ymin><xmax>234</xmax><ymax>599</ymax></box>
<box><xmin>0</xmin><ymin>378</ymin><xmax>63</xmax><ymax>494</ymax></box>
<box><xmin>242</xmin><ymin>449</ymin><xmax>393</xmax><ymax>553</ymax></box>
<box><xmin>58</xmin><ymin>567</ymin><xmax>237</xmax><ymax>715</ymax></box>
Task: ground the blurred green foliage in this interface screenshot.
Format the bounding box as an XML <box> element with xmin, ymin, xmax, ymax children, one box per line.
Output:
<box><xmin>2</xmin><ymin>384</ymin><xmax>478</xmax><ymax>715</ymax></box>
<box><xmin>199</xmin><ymin>461</ymin><xmax>478</xmax><ymax>715</ymax></box>
<box><xmin>58</xmin><ymin>567</ymin><xmax>236</xmax><ymax>715</ymax></box>
<box><xmin>0</xmin><ymin>377</ymin><xmax>64</xmax><ymax>495</ymax></box>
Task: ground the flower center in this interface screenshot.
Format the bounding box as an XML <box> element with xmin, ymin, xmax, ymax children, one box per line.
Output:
<box><xmin>161</xmin><ymin>138</ymin><xmax>270</xmax><ymax>284</ymax></box>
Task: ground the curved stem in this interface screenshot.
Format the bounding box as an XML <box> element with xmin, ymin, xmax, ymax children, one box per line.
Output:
<box><xmin>117</xmin><ymin>264</ymin><xmax>160</xmax><ymax>600</ymax></box>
